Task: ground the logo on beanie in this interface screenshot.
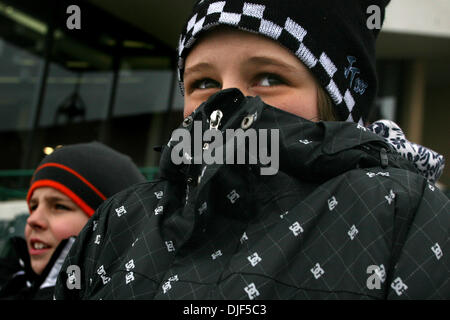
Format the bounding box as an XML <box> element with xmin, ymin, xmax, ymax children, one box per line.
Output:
<box><xmin>344</xmin><ymin>56</ymin><xmax>368</xmax><ymax>95</ymax></box>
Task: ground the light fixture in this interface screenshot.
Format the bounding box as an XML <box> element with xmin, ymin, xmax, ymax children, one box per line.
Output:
<box><xmin>123</xmin><ymin>40</ymin><xmax>154</xmax><ymax>50</ymax></box>
<box><xmin>0</xmin><ymin>2</ymin><xmax>48</xmax><ymax>35</ymax></box>
<box><xmin>43</xmin><ymin>146</ymin><xmax>54</xmax><ymax>155</ymax></box>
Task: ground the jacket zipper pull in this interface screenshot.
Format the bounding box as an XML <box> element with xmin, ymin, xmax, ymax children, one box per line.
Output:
<box><xmin>209</xmin><ymin>110</ymin><xmax>223</xmax><ymax>131</ymax></box>
<box><xmin>203</xmin><ymin>110</ymin><xmax>223</xmax><ymax>151</ymax></box>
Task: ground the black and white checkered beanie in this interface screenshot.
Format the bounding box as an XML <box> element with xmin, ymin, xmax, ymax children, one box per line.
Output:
<box><xmin>178</xmin><ymin>0</ymin><xmax>390</xmax><ymax>124</ymax></box>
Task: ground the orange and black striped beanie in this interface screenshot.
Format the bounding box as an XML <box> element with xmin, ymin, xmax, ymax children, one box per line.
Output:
<box><xmin>27</xmin><ymin>141</ymin><xmax>145</xmax><ymax>216</ymax></box>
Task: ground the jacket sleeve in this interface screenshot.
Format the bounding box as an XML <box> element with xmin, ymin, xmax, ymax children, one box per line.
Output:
<box><xmin>387</xmin><ymin>181</ymin><xmax>449</xmax><ymax>299</ymax></box>
<box><xmin>54</xmin><ymin>181</ymin><xmax>157</xmax><ymax>300</ymax></box>
<box><xmin>53</xmin><ymin>196</ymin><xmax>114</xmax><ymax>300</ymax></box>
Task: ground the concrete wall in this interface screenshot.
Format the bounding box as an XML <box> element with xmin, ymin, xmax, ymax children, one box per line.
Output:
<box><xmin>0</xmin><ymin>200</ymin><xmax>28</xmax><ymax>220</ymax></box>
<box><xmin>379</xmin><ymin>1</ymin><xmax>450</xmax><ymax>188</ymax></box>
<box><xmin>384</xmin><ymin>0</ymin><xmax>450</xmax><ymax>38</ymax></box>
<box><xmin>424</xmin><ymin>84</ymin><xmax>450</xmax><ymax>187</ymax></box>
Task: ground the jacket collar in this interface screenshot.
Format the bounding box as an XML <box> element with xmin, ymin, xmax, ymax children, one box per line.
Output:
<box><xmin>159</xmin><ymin>89</ymin><xmax>417</xmax><ymax>183</ymax></box>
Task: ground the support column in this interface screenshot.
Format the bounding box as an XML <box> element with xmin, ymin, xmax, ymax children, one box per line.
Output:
<box><xmin>401</xmin><ymin>60</ymin><xmax>426</xmax><ymax>144</ymax></box>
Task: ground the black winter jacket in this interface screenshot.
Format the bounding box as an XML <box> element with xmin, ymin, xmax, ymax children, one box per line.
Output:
<box><xmin>55</xmin><ymin>89</ymin><xmax>449</xmax><ymax>300</ymax></box>
<box><xmin>0</xmin><ymin>237</ymin><xmax>75</xmax><ymax>299</ymax></box>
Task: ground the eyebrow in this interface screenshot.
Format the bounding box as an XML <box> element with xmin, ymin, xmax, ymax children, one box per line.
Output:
<box><xmin>184</xmin><ymin>62</ymin><xmax>215</xmax><ymax>78</ymax></box>
<box><xmin>184</xmin><ymin>55</ymin><xmax>299</xmax><ymax>78</ymax></box>
<box><xmin>245</xmin><ymin>56</ymin><xmax>298</xmax><ymax>72</ymax></box>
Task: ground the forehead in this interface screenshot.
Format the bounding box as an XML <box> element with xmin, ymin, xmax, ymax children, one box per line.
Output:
<box><xmin>185</xmin><ymin>26</ymin><xmax>297</xmax><ymax>64</ymax></box>
<box><xmin>30</xmin><ymin>187</ymin><xmax>71</xmax><ymax>202</ymax></box>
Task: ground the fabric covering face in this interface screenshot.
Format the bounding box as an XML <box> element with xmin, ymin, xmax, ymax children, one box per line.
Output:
<box><xmin>55</xmin><ymin>89</ymin><xmax>449</xmax><ymax>300</ymax></box>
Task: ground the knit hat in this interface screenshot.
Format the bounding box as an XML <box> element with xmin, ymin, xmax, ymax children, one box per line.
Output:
<box><xmin>177</xmin><ymin>0</ymin><xmax>390</xmax><ymax>124</ymax></box>
<box><xmin>26</xmin><ymin>142</ymin><xmax>145</xmax><ymax>216</ymax></box>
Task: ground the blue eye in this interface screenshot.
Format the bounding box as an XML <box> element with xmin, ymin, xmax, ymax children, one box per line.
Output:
<box><xmin>257</xmin><ymin>74</ymin><xmax>284</xmax><ymax>87</ymax></box>
<box><xmin>194</xmin><ymin>78</ymin><xmax>220</xmax><ymax>89</ymax></box>
<box><xmin>55</xmin><ymin>204</ymin><xmax>70</xmax><ymax>211</ymax></box>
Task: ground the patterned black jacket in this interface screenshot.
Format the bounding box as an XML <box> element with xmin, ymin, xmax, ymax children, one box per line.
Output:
<box><xmin>55</xmin><ymin>89</ymin><xmax>449</xmax><ymax>300</ymax></box>
<box><xmin>0</xmin><ymin>237</ymin><xmax>74</xmax><ymax>299</ymax></box>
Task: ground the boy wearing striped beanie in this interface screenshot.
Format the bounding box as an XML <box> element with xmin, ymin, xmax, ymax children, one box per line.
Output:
<box><xmin>0</xmin><ymin>142</ymin><xmax>144</xmax><ymax>299</ymax></box>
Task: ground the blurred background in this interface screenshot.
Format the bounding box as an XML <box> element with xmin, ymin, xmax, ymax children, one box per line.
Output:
<box><xmin>0</xmin><ymin>0</ymin><xmax>449</xmax><ymax>226</ymax></box>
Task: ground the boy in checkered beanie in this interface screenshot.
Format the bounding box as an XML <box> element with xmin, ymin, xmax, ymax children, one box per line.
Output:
<box><xmin>178</xmin><ymin>0</ymin><xmax>389</xmax><ymax>124</ymax></box>
<box><xmin>178</xmin><ymin>0</ymin><xmax>443</xmax><ymax>183</ymax></box>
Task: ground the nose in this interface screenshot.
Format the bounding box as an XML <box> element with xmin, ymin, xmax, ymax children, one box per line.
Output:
<box><xmin>27</xmin><ymin>205</ymin><xmax>48</xmax><ymax>231</ymax></box>
<box><xmin>221</xmin><ymin>78</ymin><xmax>253</xmax><ymax>97</ymax></box>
